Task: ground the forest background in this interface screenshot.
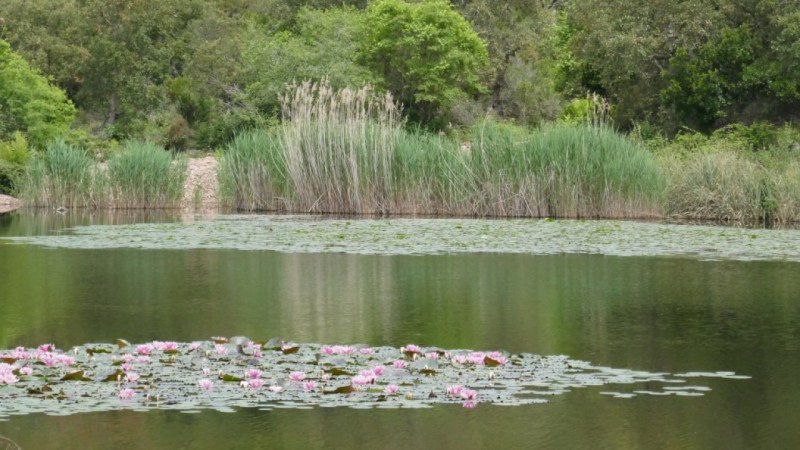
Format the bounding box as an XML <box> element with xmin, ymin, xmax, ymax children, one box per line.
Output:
<box><xmin>1</xmin><ymin>0</ymin><xmax>799</xmax><ymax>221</ymax></box>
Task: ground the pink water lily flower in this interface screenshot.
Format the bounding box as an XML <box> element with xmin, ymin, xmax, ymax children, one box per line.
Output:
<box><xmin>384</xmin><ymin>384</ymin><xmax>399</xmax><ymax>395</ymax></box>
<box><xmin>269</xmin><ymin>385</ymin><xmax>283</xmax><ymax>393</ymax></box>
<box><xmin>401</xmin><ymin>344</ymin><xmax>422</xmax><ymax>354</ymax></box>
<box><xmin>351</xmin><ymin>374</ymin><xmax>372</xmax><ymax>386</ymax></box>
<box><xmin>38</xmin><ymin>343</ymin><xmax>56</xmax><ymax>352</ymax></box>
<box><xmin>248</xmin><ymin>379</ymin><xmax>265</xmax><ymax>389</ymax></box>
<box><xmin>303</xmin><ymin>381</ymin><xmax>317</xmax><ymax>391</ymax></box>
<box><xmin>163</xmin><ymin>342</ymin><xmax>179</xmax><ymax>351</ymax></box>
<box><xmin>459</xmin><ymin>389</ymin><xmax>477</xmax><ymax>401</ymax></box>
<box><xmin>136</xmin><ymin>344</ymin><xmax>153</xmax><ymax>355</ymax></box>
<box><xmin>358</xmin><ymin>370</ymin><xmax>377</xmax><ymax>383</ymax></box>
<box><xmin>198</xmin><ymin>378</ymin><xmax>213</xmax><ymax>390</ymax></box>
<box><xmin>446</xmin><ymin>385</ymin><xmax>463</xmax><ymax>397</ymax></box>
<box><xmin>121</xmin><ymin>363</ymin><xmax>134</xmax><ymax>372</ymax></box>
<box><xmin>462</xmin><ymin>401</ymin><xmax>477</xmax><ymax>409</ymax></box>
<box><xmin>289</xmin><ymin>371</ymin><xmax>306</xmax><ymax>382</ymax></box>
<box><xmin>125</xmin><ymin>372</ymin><xmax>140</xmax><ymax>383</ymax></box>
<box><xmin>372</xmin><ymin>366</ymin><xmax>385</xmax><ymax>376</ymax></box>
<box><xmin>18</xmin><ymin>367</ymin><xmax>33</xmax><ymax>376</ymax></box>
<box><xmin>0</xmin><ymin>364</ymin><xmax>18</xmax><ymax>385</ymax></box>
<box><xmin>118</xmin><ymin>388</ymin><xmax>136</xmax><ymax>400</ymax></box>
<box><xmin>392</xmin><ymin>360</ymin><xmax>407</xmax><ymax>369</ymax></box>
<box><xmin>214</xmin><ymin>344</ymin><xmax>227</xmax><ymax>355</ymax></box>
<box><xmin>245</xmin><ymin>369</ymin><xmax>262</xmax><ymax>379</ymax></box>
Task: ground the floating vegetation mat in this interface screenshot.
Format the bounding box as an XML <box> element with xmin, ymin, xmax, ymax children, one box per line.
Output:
<box><xmin>3</xmin><ymin>215</ymin><xmax>800</xmax><ymax>261</ymax></box>
<box><xmin>0</xmin><ymin>338</ymin><xmax>750</xmax><ymax>418</ymax></box>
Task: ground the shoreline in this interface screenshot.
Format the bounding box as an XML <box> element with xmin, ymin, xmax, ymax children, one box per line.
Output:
<box><xmin>0</xmin><ymin>194</ymin><xmax>20</xmax><ymax>215</ymax></box>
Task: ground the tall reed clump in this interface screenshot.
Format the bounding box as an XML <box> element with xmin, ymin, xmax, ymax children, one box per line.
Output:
<box><xmin>218</xmin><ymin>129</ymin><xmax>289</xmax><ymax>211</ymax></box>
<box><xmin>18</xmin><ymin>140</ymin><xmax>97</xmax><ymax>208</ymax></box>
<box><xmin>279</xmin><ymin>80</ymin><xmax>402</xmax><ymax>213</ymax></box>
<box><xmin>769</xmin><ymin>162</ymin><xmax>800</xmax><ymax>224</ymax></box>
<box><xmin>663</xmin><ymin>151</ymin><xmax>765</xmax><ymax>222</ymax></box>
<box><xmin>220</xmin><ymin>80</ymin><xmax>403</xmax><ymax>213</ymax></box>
<box><xmin>103</xmin><ymin>141</ymin><xmax>186</xmax><ymax>209</ymax></box>
<box><xmin>467</xmin><ymin>122</ymin><xmax>666</xmax><ymax>218</ymax></box>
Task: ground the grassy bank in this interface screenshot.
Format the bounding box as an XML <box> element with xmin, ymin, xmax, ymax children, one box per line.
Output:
<box><xmin>219</xmin><ymin>82</ymin><xmax>665</xmax><ymax>218</ymax></box>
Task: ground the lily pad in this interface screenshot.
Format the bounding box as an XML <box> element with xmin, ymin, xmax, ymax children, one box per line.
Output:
<box><xmin>0</xmin><ymin>338</ymin><xmax>750</xmax><ymax>417</ymax></box>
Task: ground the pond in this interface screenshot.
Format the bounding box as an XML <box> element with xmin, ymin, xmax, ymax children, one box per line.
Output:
<box><xmin>0</xmin><ymin>212</ymin><xmax>798</xmax><ymax>449</ymax></box>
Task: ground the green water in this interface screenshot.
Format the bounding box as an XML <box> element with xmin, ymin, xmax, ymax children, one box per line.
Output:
<box><xmin>0</xmin><ymin>211</ymin><xmax>798</xmax><ymax>449</ymax></box>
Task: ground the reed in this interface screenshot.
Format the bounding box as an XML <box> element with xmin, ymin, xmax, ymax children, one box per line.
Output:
<box><xmin>217</xmin><ymin>129</ymin><xmax>289</xmax><ymax>211</ymax></box>
<box><xmin>467</xmin><ymin>122</ymin><xmax>665</xmax><ymax>218</ymax></box>
<box><xmin>663</xmin><ymin>151</ymin><xmax>765</xmax><ymax>222</ymax></box>
<box><xmin>220</xmin><ymin>80</ymin><xmax>666</xmax><ymax>217</ymax></box>
<box><xmin>103</xmin><ymin>141</ymin><xmax>186</xmax><ymax>209</ymax></box>
<box><xmin>18</xmin><ymin>140</ymin><xmax>97</xmax><ymax>208</ymax></box>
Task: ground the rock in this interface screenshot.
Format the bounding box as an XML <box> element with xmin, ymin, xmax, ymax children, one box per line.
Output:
<box><xmin>0</xmin><ymin>194</ymin><xmax>21</xmax><ymax>214</ymax></box>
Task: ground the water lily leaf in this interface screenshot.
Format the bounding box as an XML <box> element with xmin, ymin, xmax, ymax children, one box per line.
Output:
<box><xmin>61</xmin><ymin>370</ymin><xmax>91</xmax><ymax>381</ymax></box>
<box><xmin>219</xmin><ymin>373</ymin><xmax>244</xmax><ymax>383</ymax></box>
<box><xmin>324</xmin><ymin>385</ymin><xmax>354</xmax><ymax>395</ymax></box>
<box><xmin>484</xmin><ymin>356</ymin><xmax>503</xmax><ymax>367</ymax></box>
<box><xmin>86</xmin><ymin>348</ymin><xmax>111</xmax><ymax>356</ymax></box>
<box><xmin>324</xmin><ymin>368</ymin><xmax>353</xmax><ymax>376</ymax></box>
<box><xmin>263</xmin><ymin>337</ymin><xmax>283</xmax><ymax>350</ymax></box>
<box><xmin>419</xmin><ymin>368</ymin><xmax>438</xmax><ymax>376</ymax></box>
<box><xmin>1</xmin><ymin>357</ymin><xmax>16</xmax><ymax>364</ymax></box>
<box><xmin>282</xmin><ymin>346</ymin><xmax>300</xmax><ymax>355</ymax></box>
<box><xmin>211</xmin><ymin>336</ymin><xmax>229</xmax><ymax>344</ymax></box>
<box><xmin>27</xmin><ymin>385</ymin><xmax>53</xmax><ymax>395</ymax></box>
<box><xmin>410</xmin><ymin>358</ymin><xmax>438</xmax><ymax>370</ymax></box>
<box><xmin>116</xmin><ymin>339</ymin><xmax>131</xmax><ymax>348</ymax></box>
<box><xmin>163</xmin><ymin>349</ymin><xmax>180</xmax><ymax>355</ymax></box>
<box><xmin>102</xmin><ymin>369</ymin><xmax>125</xmax><ymax>382</ymax></box>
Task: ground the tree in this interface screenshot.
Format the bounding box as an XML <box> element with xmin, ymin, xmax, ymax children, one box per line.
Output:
<box><xmin>0</xmin><ymin>39</ymin><xmax>75</xmax><ymax>148</ymax></box>
<box><xmin>244</xmin><ymin>6</ymin><xmax>374</xmax><ymax>118</ymax></box>
<box><xmin>453</xmin><ymin>0</ymin><xmax>562</xmax><ymax>125</ymax></box>
<box><xmin>560</xmin><ymin>0</ymin><xmax>722</xmax><ymax>128</ymax></box>
<box><xmin>360</xmin><ymin>0</ymin><xmax>490</xmax><ymax>124</ymax></box>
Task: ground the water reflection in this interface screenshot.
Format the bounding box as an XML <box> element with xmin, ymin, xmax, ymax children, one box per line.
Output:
<box><xmin>1</xmin><ymin>212</ymin><xmax>799</xmax><ymax>448</ymax></box>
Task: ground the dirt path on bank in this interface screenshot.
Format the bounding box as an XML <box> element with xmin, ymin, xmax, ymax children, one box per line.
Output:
<box><xmin>0</xmin><ymin>194</ymin><xmax>21</xmax><ymax>214</ymax></box>
<box><xmin>182</xmin><ymin>156</ymin><xmax>219</xmax><ymax>210</ymax></box>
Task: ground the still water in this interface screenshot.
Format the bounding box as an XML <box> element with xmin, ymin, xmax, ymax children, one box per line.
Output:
<box><xmin>0</xmin><ymin>212</ymin><xmax>798</xmax><ymax>449</ymax></box>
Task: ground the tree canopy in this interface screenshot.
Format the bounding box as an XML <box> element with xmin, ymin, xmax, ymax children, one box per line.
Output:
<box><xmin>0</xmin><ymin>39</ymin><xmax>75</xmax><ymax>148</ymax></box>
<box><xmin>1</xmin><ymin>0</ymin><xmax>798</xmax><ymax>146</ymax></box>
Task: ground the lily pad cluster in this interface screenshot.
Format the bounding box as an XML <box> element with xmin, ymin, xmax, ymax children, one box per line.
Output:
<box><xmin>4</xmin><ymin>215</ymin><xmax>800</xmax><ymax>262</ymax></box>
<box><xmin>0</xmin><ymin>338</ymin><xmax>750</xmax><ymax>418</ymax></box>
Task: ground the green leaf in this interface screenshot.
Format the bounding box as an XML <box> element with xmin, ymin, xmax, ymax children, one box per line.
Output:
<box><xmin>324</xmin><ymin>385</ymin><xmax>354</xmax><ymax>395</ymax></box>
<box><xmin>61</xmin><ymin>370</ymin><xmax>91</xmax><ymax>381</ymax></box>
<box><xmin>102</xmin><ymin>369</ymin><xmax>125</xmax><ymax>382</ymax></box>
<box><xmin>219</xmin><ymin>373</ymin><xmax>244</xmax><ymax>383</ymax></box>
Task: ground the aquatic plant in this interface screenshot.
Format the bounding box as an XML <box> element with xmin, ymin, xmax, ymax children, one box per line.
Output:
<box><xmin>103</xmin><ymin>141</ymin><xmax>186</xmax><ymax>209</ymax></box>
<box><xmin>17</xmin><ymin>140</ymin><xmax>97</xmax><ymax>208</ymax></box>
<box><xmin>0</xmin><ymin>338</ymin><xmax>749</xmax><ymax>418</ymax></box>
<box><xmin>6</xmin><ymin>216</ymin><xmax>800</xmax><ymax>262</ymax></box>
<box><xmin>219</xmin><ymin>82</ymin><xmax>663</xmax><ymax>218</ymax></box>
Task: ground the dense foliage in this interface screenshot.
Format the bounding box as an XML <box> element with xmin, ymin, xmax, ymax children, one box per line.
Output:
<box><xmin>2</xmin><ymin>0</ymin><xmax>799</xmax><ymax>220</ymax></box>
<box><xmin>1</xmin><ymin>0</ymin><xmax>798</xmax><ymax>144</ymax></box>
